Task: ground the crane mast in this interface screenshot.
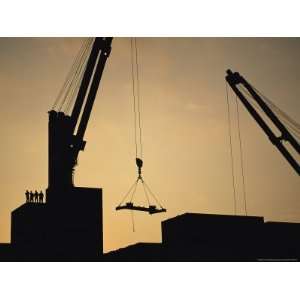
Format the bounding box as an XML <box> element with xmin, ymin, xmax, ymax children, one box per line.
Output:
<box><xmin>226</xmin><ymin>69</ymin><xmax>300</xmax><ymax>176</ymax></box>
<box><xmin>47</xmin><ymin>37</ymin><xmax>113</xmax><ymax>193</ymax></box>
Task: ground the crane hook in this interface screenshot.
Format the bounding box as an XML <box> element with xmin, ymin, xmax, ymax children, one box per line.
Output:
<box><xmin>136</xmin><ymin>157</ymin><xmax>143</xmax><ymax>179</ymax></box>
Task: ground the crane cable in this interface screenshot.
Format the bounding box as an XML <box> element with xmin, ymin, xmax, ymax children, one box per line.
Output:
<box><xmin>235</xmin><ymin>95</ymin><xmax>248</xmax><ymax>216</ymax></box>
<box><xmin>227</xmin><ymin>79</ymin><xmax>300</xmax><ymax>216</ymax></box>
<box><xmin>225</xmin><ymin>83</ymin><xmax>237</xmax><ymax>215</ymax></box>
<box><xmin>128</xmin><ymin>37</ymin><xmax>143</xmax><ymax>231</ymax></box>
<box><xmin>116</xmin><ymin>38</ymin><xmax>165</xmax><ymax>231</ymax></box>
<box><xmin>131</xmin><ymin>38</ymin><xmax>164</xmax><ymax>208</ymax></box>
<box><xmin>226</xmin><ymin>83</ymin><xmax>248</xmax><ymax>215</ymax></box>
<box><xmin>51</xmin><ymin>38</ymin><xmax>93</xmax><ymax>113</ymax></box>
<box><xmin>64</xmin><ymin>39</ymin><xmax>93</xmax><ymax>114</ymax></box>
<box><xmin>252</xmin><ymin>86</ymin><xmax>300</xmax><ymax>140</ymax></box>
<box><xmin>52</xmin><ymin>38</ymin><xmax>88</xmax><ymax>110</ymax></box>
<box><xmin>131</xmin><ymin>37</ymin><xmax>143</xmax><ymax>159</ymax></box>
<box><xmin>252</xmin><ymin>85</ymin><xmax>300</xmax><ymax>130</ymax></box>
<box><xmin>240</xmin><ymin>84</ymin><xmax>300</xmax><ymax>140</ymax></box>
<box><xmin>62</xmin><ymin>39</ymin><xmax>93</xmax><ymax>113</ymax></box>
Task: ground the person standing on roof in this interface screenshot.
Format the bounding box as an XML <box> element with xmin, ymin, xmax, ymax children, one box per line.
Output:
<box><xmin>38</xmin><ymin>191</ymin><xmax>44</xmax><ymax>203</ymax></box>
<box><xmin>25</xmin><ymin>190</ymin><xmax>30</xmax><ymax>203</ymax></box>
<box><xmin>29</xmin><ymin>191</ymin><xmax>34</xmax><ymax>202</ymax></box>
<box><xmin>34</xmin><ymin>190</ymin><xmax>39</xmax><ymax>203</ymax></box>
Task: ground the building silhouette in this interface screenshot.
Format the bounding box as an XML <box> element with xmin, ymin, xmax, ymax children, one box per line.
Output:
<box><xmin>104</xmin><ymin>213</ymin><xmax>300</xmax><ymax>261</ymax></box>
<box><xmin>2</xmin><ymin>205</ymin><xmax>300</xmax><ymax>261</ymax></box>
<box><xmin>6</xmin><ymin>187</ymin><xmax>102</xmax><ymax>261</ymax></box>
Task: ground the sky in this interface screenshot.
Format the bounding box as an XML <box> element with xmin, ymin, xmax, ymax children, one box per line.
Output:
<box><xmin>0</xmin><ymin>37</ymin><xmax>299</xmax><ymax>253</ymax></box>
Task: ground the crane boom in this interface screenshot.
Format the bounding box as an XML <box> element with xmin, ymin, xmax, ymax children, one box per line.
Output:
<box><xmin>70</xmin><ymin>38</ymin><xmax>103</xmax><ymax>131</ymax></box>
<box><xmin>226</xmin><ymin>69</ymin><xmax>300</xmax><ymax>176</ymax></box>
<box><xmin>76</xmin><ymin>38</ymin><xmax>112</xmax><ymax>142</ymax></box>
<box><xmin>48</xmin><ymin>37</ymin><xmax>113</xmax><ymax>191</ymax></box>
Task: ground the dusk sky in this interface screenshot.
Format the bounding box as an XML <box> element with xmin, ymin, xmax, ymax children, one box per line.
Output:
<box><xmin>0</xmin><ymin>37</ymin><xmax>299</xmax><ymax>252</ymax></box>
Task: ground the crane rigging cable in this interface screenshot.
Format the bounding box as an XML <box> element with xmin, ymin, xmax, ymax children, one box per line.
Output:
<box><xmin>240</xmin><ymin>81</ymin><xmax>300</xmax><ymax>137</ymax></box>
<box><xmin>226</xmin><ymin>69</ymin><xmax>299</xmax><ymax>203</ymax></box>
<box><xmin>55</xmin><ymin>38</ymin><xmax>92</xmax><ymax>112</ymax></box>
<box><xmin>252</xmin><ymin>85</ymin><xmax>300</xmax><ymax>131</ymax></box>
<box><xmin>225</xmin><ymin>83</ymin><xmax>237</xmax><ymax>215</ymax></box>
<box><xmin>225</xmin><ymin>82</ymin><xmax>248</xmax><ymax>215</ymax></box>
<box><xmin>61</xmin><ymin>39</ymin><xmax>93</xmax><ymax>113</ymax></box>
<box><xmin>241</xmin><ymin>84</ymin><xmax>300</xmax><ymax>133</ymax></box>
<box><xmin>51</xmin><ymin>42</ymin><xmax>84</xmax><ymax>110</ymax></box>
<box><xmin>235</xmin><ymin>95</ymin><xmax>248</xmax><ymax>216</ymax></box>
<box><xmin>116</xmin><ymin>38</ymin><xmax>167</xmax><ymax>217</ymax></box>
<box><xmin>52</xmin><ymin>38</ymin><xmax>88</xmax><ymax>110</ymax></box>
<box><xmin>64</xmin><ymin>42</ymin><xmax>92</xmax><ymax>114</ymax></box>
<box><xmin>239</xmin><ymin>84</ymin><xmax>300</xmax><ymax>140</ymax></box>
<box><xmin>253</xmin><ymin>90</ymin><xmax>300</xmax><ymax>141</ymax></box>
<box><xmin>52</xmin><ymin>38</ymin><xmax>94</xmax><ymax>113</ymax></box>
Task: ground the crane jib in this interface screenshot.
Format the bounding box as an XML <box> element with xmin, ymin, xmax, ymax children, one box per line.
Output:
<box><xmin>48</xmin><ymin>37</ymin><xmax>113</xmax><ymax>189</ymax></box>
<box><xmin>226</xmin><ymin>69</ymin><xmax>300</xmax><ymax>176</ymax></box>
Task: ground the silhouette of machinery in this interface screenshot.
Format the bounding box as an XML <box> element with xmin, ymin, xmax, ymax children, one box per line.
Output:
<box><xmin>116</xmin><ymin>158</ymin><xmax>167</xmax><ymax>215</ymax></box>
<box><xmin>226</xmin><ymin>69</ymin><xmax>300</xmax><ymax>175</ymax></box>
<box><xmin>114</xmin><ymin>40</ymin><xmax>167</xmax><ymax>216</ymax></box>
<box><xmin>11</xmin><ymin>38</ymin><xmax>113</xmax><ymax>260</ymax></box>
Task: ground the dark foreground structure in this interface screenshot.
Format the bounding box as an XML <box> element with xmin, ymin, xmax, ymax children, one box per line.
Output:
<box><xmin>2</xmin><ymin>187</ymin><xmax>102</xmax><ymax>261</ymax></box>
<box><xmin>104</xmin><ymin>213</ymin><xmax>300</xmax><ymax>261</ymax></box>
<box><xmin>1</xmin><ymin>208</ymin><xmax>300</xmax><ymax>261</ymax></box>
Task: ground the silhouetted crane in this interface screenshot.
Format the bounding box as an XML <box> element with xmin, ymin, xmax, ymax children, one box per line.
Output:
<box><xmin>226</xmin><ymin>69</ymin><xmax>300</xmax><ymax>176</ymax></box>
<box><xmin>47</xmin><ymin>38</ymin><xmax>113</xmax><ymax>195</ymax></box>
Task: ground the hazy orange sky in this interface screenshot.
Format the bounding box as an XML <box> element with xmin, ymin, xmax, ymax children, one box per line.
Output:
<box><xmin>0</xmin><ymin>38</ymin><xmax>299</xmax><ymax>252</ymax></box>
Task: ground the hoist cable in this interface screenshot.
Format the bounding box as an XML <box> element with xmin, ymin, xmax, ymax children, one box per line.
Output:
<box><xmin>225</xmin><ymin>82</ymin><xmax>237</xmax><ymax>215</ymax></box>
<box><xmin>116</xmin><ymin>38</ymin><xmax>165</xmax><ymax>215</ymax></box>
<box><xmin>235</xmin><ymin>96</ymin><xmax>248</xmax><ymax>216</ymax></box>
<box><xmin>130</xmin><ymin>37</ymin><xmax>144</xmax><ymax>159</ymax></box>
<box><xmin>130</xmin><ymin>38</ymin><xmax>138</xmax><ymax>157</ymax></box>
<box><xmin>134</xmin><ymin>38</ymin><xmax>143</xmax><ymax>159</ymax></box>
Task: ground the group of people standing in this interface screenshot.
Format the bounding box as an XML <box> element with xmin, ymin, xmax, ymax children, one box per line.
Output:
<box><xmin>25</xmin><ymin>190</ymin><xmax>44</xmax><ymax>203</ymax></box>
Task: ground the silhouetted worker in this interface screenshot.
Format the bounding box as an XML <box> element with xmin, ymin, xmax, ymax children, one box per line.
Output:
<box><xmin>34</xmin><ymin>190</ymin><xmax>39</xmax><ymax>203</ymax></box>
<box><xmin>29</xmin><ymin>191</ymin><xmax>34</xmax><ymax>202</ymax></box>
<box><xmin>38</xmin><ymin>191</ymin><xmax>44</xmax><ymax>203</ymax></box>
<box><xmin>25</xmin><ymin>190</ymin><xmax>30</xmax><ymax>203</ymax></box>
